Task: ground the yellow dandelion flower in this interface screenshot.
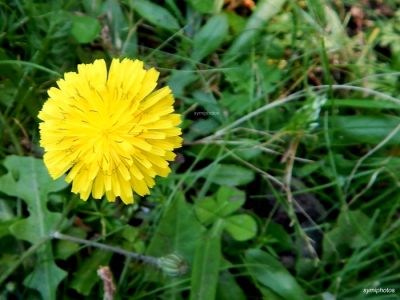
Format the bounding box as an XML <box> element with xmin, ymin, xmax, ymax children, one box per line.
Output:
<box><xmin>38</xmin><ymin>58</ymin><xmax>182</xmax><ymax>204</ymax></box>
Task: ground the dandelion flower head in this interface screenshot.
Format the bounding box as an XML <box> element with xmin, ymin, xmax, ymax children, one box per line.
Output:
<box><xmin>38</xmin><ymin>58</ymin><xmax>182</xmax><ymax>204</ymax></box>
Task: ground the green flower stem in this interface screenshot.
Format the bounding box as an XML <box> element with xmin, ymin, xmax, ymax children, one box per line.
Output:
<box><xmin>51</xmin><ymin>231</ymin><xmax>160</xmax><ymax>268</ymax></box>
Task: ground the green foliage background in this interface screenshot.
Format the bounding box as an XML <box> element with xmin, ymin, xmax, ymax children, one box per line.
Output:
<box><xmin>0</xmin><ymin>0</ymin><xmax>400</xmax><ymax>299</ymax></box>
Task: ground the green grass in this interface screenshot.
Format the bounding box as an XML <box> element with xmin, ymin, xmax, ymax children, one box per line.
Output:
<box><xmin>1</xmin><ymin>0</ymin><xmax>400</xmax><ymax>299</ymax></box>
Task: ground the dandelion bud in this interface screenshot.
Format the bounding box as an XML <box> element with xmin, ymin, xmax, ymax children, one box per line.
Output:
<box><xmin>158</xmin><ymin>253</ymin><xmax>188</xmax><ymax>277</ymax></box>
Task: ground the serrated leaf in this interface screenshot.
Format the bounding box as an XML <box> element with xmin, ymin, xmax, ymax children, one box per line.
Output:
<box><xmin>0</xmin><ymin>198</ymin><xmax>14</xmax><ymax>221</ymax></box>
<box><xmin>224</xmin><ymin>214</ymin><xmax>257</xmax><ymax>241</ymax></box>
<box><xmin>127</xmin><ymin>0</ymin><xmax>179</xmax><ymax>31</ymax></box>
<box><xmin>0</xmin><ymin>156</ymin><xmax>68</xmax><ymax>300</ymax></box>
<box><xmin>71</xmin><ymin>15</ymin><xmax>101</xmax><ymax>44</ymax></box>
<box><xmin>24</xmin><ymin>262</ymin><xmax>67</xmax><ymax>300</ymax></box>
<box><xmin>245</xmin><ymin>249</ymin><xmax>308</xmax><ymax>300</ymax></box>
<box><xmin>0</xmin><ymin>219</ymin><xmax>18</xmax><ymax>238</ymax></box>
<box><xmin>191</xmin><ymin>14</ymin><xmax>228</xmax><ymax>61</ymax></box>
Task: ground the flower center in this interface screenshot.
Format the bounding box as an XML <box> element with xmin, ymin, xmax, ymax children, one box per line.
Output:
<box><xmin>100</xmin><ymin>128</ymin><xmax>112</xmax><ymax>137</ymax></box>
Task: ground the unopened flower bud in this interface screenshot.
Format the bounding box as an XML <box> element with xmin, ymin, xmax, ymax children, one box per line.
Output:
<box><xmin>158</xmin><ymin>253</ymin><xmax>188</xmax><ymax>276</ymax></box>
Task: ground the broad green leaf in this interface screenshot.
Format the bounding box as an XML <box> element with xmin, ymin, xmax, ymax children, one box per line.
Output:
<box><xmin>70</xmin><ymin>249</ymin><xmax>112</xmax><ymax>295</ymax></box>
<box><xmin>295</xmin><ymin>257</ymin><xmax>317</xmax><ymax>278</ymax></box>
<box><xmin>71</xmin><ymin>15</ymin><xmax>101</xmax><ymax>44</ymax></box>
<box><xmin>217</xmin><ymin>270</ymin><xmax>246</xmax><ymax>300</ymax></box>
<box><xmin>147</xmin><ymin>193</ymin><xmax>204</xmax><ymax>264</ymax></box>
<box><xmin>224</xmin><ymin>214</ymin><xmax>257</xmax><ymax>241</ymax></box>
<box><xmin>224</xmin><ymin>0</ymin><xmax>287</xmax><ymax>60</ymax></box>
<box><xmin>165</xmin><ymin>0</ymin><xmax>184</xmax><ymax>21</ymax></box>
<box><xmin>0</xmin><ymin>199</ymin><xmax>16</xmax><ymax>242</ymax></box>
<box><xmin>188</xmin><ymin>0</ymin><xmax>224</xmax><ymax>14</ymax></box>
<box><xmin>323</xmin><ymin>210</ymin><xmax>374</xmax><ymax>261</ymax></box>
<box><xmin>263</xmin><ymin>222</ymin><xmax>293</xmax><ymax>251</ymax></box>
<box><xmin>194</xmin><ymin>187</ymin><xmax>255</xmax><ymax>241</ymax></box>
<box><xmin>0</xmin><ymin>219</ymin><xmax>17</xmax><ymax>239</ymax></box>
<box><xmin>259</xmin><ymin>287</ymin><xmax>285</xmax><ymax>300</ymax></box>
<box><xmin>190</xmin><ymin>220</ymin><xmax>224</xmax><ymax>300</ymax></box>
<box><xmin>0</xmin><ymin>156</ymin><xmax>68</xmax><ymax>300</ymax></box>
<box><xmin>146</xmin><ymin>194</ymin><xmax>206</xmax><ymax>298</ymax></box>
<box><xmin>0</xmin><ymin>198</ymin><xmax>14</xmax><ymax>221</ymax></box>
<box><xmin>23</xmin><ymin>262</ymin><xmax>66</xmax><ymax>300</ymax></box>
<box><xmin>0</xmin><ymin>254</ymin><xmax>19</xmax><ymax>277</ymax></box>
<box><xmin>296</xmin><ymin>160</ymin><xmax>323</xmax><ymax>178</ymax></box>
<box><xmin>82</xmin><ymin>0</ymin><xmax>103</xmax><ymax>15</ymax></box>
<box><xmin>206</xmin><ymin>164</ymin><xmax>255</xmax><ymax>186</ymax></box>
<box><xmin>195</xmin><ymin>186</ymin><xmax>244</xmax><ymax>225</ymax></box>
<box><xmin>226</xmin><ymin>11</ymin><xmax>246</xmax><ymax>35</ymax></box>
<box><xmin>330</xmin><ymin>115</ymin><xmax>400</xmax><ymax>145</ymax></box>
<box><xmin>216</xmin><ymin>186</ymin><xmax>245</xmax><ymax>216</ymax></box>
<box><xmin>127</xmin><ymin>0</ymin><xmax>179</xmax><ymax>31</ymax></box>
<box><xmin>191</xmin><ymin>14</ymin><xmax>228</xmax><ymax>61</ymax></box>
<box><xmin>195</xmin><ymin>196</ymin><xmax>219</xmax><ymax>225</ymax></box>
<box><xmin>245</xmin><ymin>249</ymin><xmax>308</xmax><ymax>300</ymax></box>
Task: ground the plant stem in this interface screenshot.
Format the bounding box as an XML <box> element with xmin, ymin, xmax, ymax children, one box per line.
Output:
<box><xmin>51</xmin><ymin>231</ymin><xmax>160</xmax><ymax>267</ymax></box>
